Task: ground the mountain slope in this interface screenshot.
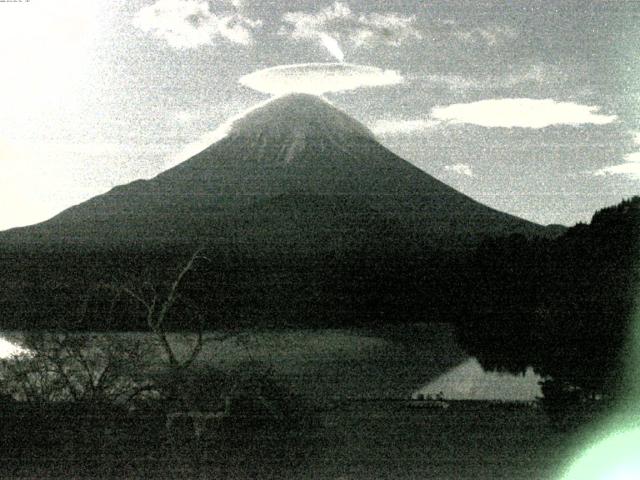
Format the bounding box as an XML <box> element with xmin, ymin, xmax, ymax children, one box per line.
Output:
<box><xmin>0</xmin><ymin>94</ymin><xmax>560</xmax><ymax>330</ymax></box>
<box><xmin>4</xmin><ymin>94</ymin><xmax>550</xmax><ymax>249</ymax></box>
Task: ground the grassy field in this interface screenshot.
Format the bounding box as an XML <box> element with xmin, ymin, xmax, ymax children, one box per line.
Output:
<box><xmin>0</xmin><ymin>400</ymin><xmax>578</xmax><ymax>479</ymax></box>
<box><xmin>0</xmin><ymin>324</ymin><xmax>578</xmax><ymax>478</ymax></box>
<box><xmin>300</xmin><ymin>401</ymin><xmax>574</xmax><ymax>480</ymax></box>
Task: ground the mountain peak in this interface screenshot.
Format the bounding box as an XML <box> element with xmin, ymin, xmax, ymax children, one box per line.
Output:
<box><xmin>2</xmin><ymin>90</ymin><xmax>550</xmax><ymax>251</ymax></box>
<box><xmin>228</xmin><ymin>93</ymin><xmax>374</xmax><ymax>141</ymax></box>
<box><xmin>260</xmin><ymin>93</ymin><xmax>333</xmax><ymax>109</ymax></box>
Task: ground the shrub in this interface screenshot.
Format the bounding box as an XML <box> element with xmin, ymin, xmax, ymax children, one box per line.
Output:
<box><xmin>0</xmin><ymin>333</ymin><xmax>153</xmax><ymax>405</ymax></box>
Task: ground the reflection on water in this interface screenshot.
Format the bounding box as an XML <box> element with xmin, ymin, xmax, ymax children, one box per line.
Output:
<box><xmin>0</xmin><ymin>335</ymin><xmax>30</xmax><ymax>359</ymax></box>
<box><xmin>414</xmin><ymin>357</ymin><xmax>542</xmax><ymax>401</ymax></box>
<box><xmin>0</xmin><ymin>333</ymin><xmax>542</xmax><ymax>401</ymax></box>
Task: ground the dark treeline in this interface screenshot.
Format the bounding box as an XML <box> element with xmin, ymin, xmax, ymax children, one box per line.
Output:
<box><xmin>2</xmin><ymin>197</ymin><xmax>637</xmax><ymax>406</ymax></box>
<box><xmin>455</xmin><ymin>196</ymin><xmax>640</xmax><ymax>403</ymax></box>
<box><xmin>0</xmin><ymin>236</ymin><xmax>468</xmax><ymax>331</ymax></box>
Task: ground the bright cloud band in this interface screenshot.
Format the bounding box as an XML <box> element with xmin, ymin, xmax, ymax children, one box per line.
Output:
<box><xmin>372</xmin><ymin>119</ymin><xmax>439</xmax><ymax>135</ymax></box>
<box><xmin>595</xmin><ymin>151</ymin><xmax>640</xmax><ymax>180</ymax></box>
<box><xmin>239</xmin><ymin>63</ymin><xmax>403</xmax><ymax>96</ymax></box>
<box><xmin>431</xmin><ymin>98</ymin><xmax>617</xmax><ymax>129</ymax></box>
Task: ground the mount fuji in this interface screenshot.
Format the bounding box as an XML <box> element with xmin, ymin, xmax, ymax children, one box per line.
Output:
<box><xmin>0</xmin><ymin>94</ymin><xmax>559</xmax><ymax>329</ymax></box>
<box><xmin>3</xmin><ymin>94</ymin><xmax>550</xmax><ymax>248</ymax></box>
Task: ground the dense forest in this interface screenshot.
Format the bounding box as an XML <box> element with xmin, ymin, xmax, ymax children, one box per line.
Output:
<box><xmin>455</xmin><ymin>196</ymin><xmax>640</xmax><ymax>405</ymax></box>
<box><xmin>1</xmin><ymin>195</ymin><xmax>638</xmax><ymax>409</ymax></box>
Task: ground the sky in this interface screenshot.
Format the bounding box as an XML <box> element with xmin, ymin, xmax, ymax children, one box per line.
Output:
<box><xmin>1</xmin><ymin>0</ymin><xmax>639</xmax><ymax>230</ymax></box>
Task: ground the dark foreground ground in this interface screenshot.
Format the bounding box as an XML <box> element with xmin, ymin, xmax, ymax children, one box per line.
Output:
<box><xmin>0</xmin><ymin>400</ymin><xmax>581</xmax><ymax>480</ymax></box>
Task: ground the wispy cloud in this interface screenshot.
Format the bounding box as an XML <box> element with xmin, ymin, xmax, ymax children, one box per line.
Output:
<box><xmin>594</xmin><ymin>132</ymin><xmax>640</xmax><ymax>180</ymax></box>
<box><xmin>371</xmin><ymin>119</ymin><xmax>439</xmax><ymax>135</ymax></box>
<box><xmin>133</xmin><ymin>0</ymin><xmax>261</xmax><ymax>49</ymax></box>
<box><xmin>319</xmin><ymin>32</ymin><xmax>345</xmax><ymax>62</ymax></box>
<box><xmin>431</xmin><ymin>98</ymin><xmax>617</xmax><ymax>129</ymax></box>
<box><xmin>453</xmin><ymin>24</ymin><xmax>517</xmax><ymax>46</ymax></box>
<box><xmin>500</xmin><ymin>64</ymin><xmax>563</xmax><ymax>88</ymax></box>
<box><xmin>427</xmin><ymin>64</ymin><xmax>567</xmax><ymax>92</ymax></box>
<box><xmin>426</xmin><ymin>74</ymin><xmax>479</xmax><ymax>91</ymax></box>
<box><xmin>281</xmin><ymin>1</ymin><xmax>421</xmax><ymax>61</ymax></box>
<box><xmin>594</xmin><ymin>155</ymin><xmax>640</xmax><ymax>180</ymax></box>
<box><xmin>625</xmin><ymin>152</ymin><xmax>640</xmax><ymax>162</ymax></box>
<box><xmin>444</xmin><ymin>163</ymin><xmax>474</xmax><ymax>177</ymax></box>
<box><xmin>239</xmin><ymin>63</ymin><xmax>403</xmax><ymax>96</ymax></box>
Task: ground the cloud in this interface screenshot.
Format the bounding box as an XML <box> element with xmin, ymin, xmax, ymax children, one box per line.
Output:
<box><xmin>371</xmin><ymin>119</ymin><xmax>439</xmax><ymax>135</ymax></box>
<box><xmin>319</xmin><ymin>32</ymin><xmax>345</xmax><ymax>62</ymax></box>
<box><xmin>453</xmin><ymin>25</ymin><xmax>518</xmax><ymax>46</ymax></box>
<box><xmin>426</xmin><ymin>74</ymin><xmax>479</xmax><ymax>91</ymax></box>
<box><xmin>176</xmin><ymin>110</ymin><xmax>195</xmax><ymax>123</ymax></box>
<box><xmin>281</xmin><ymin>1</ymin><xmax>421</xmax><ymax>60</ymax></box>
<box><xmin>625</xmin><ymin>152</ymin><xmax>640</xmax><ymax>163</ymax></box>
<box><xmin>352</xmin><ymin>11</ymin><xmax>423</xmax><ymax>46</ymax></box>
<box><xmin>239</xmin><ymin>63</ymin><xmax>403</xmax><ymax>96</ymax></box>
<box><xmin>133</xmin><ymin>0</ymin><xmax>261</xmax><ymax>49</ymax></box>
<box><xmin>593</xmin><ymin>131</ymin><xmax>640</xmax><ymax>180</ymax></box>
<box><xmin>431</xmin><ymin>98</ymin><xmax>617</xmax><ymax>129</ymax></box>
<box><xmin>426</xmin><ymin>64</ymin><xmax>567</xmax><ymax>93</ymax></box>
<box><xmin>444</xmin><ymin>163</ymin><xmax>474</xmax><ymax>177</ymax></box>
<box><xmin>594</xmin><ymin>151</ymin><xmax>640</xmax><ymax>180</ymax></box>
<box><xmin>500</xmin><ymin>64</ymin><xmax>563</xmax><ymax>88</ymax></box>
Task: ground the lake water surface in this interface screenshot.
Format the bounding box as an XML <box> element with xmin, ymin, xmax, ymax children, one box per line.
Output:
<box><xmin>0</xmin><ymin>330</ymin><xmax>542</xmax><ymax>401</ymax></box>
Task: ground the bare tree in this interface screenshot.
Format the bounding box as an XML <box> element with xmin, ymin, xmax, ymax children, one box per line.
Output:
<box><xmin>0</xmin><ymin>332</ymin><xmax>154</xmax><ymax>405</ymax></box>
<box><xmin>0</xmin><ymin>249</ymin><xmax>217</xmax><ymax>406</ymax></box>
<box><xmin>0</xmin><ymin>284</ymin><xmax>158</xmax><ymax>405</ymax></box>
<box><xmin>116</xmin><ymin>248</ymin><xmax>234</xmax><ymax>370</ymax></box>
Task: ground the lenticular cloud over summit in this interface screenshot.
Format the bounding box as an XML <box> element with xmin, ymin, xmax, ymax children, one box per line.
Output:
<box><xmin>239</xmin><ymin>63</ymin><xmax>403</xmax><ymax>95</ymax></box>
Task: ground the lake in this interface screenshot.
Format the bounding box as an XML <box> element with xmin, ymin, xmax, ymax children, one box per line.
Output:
<box><xmin>0</xmin><ymin>324</ymin><xmax>542</xmax><ymax>402</ymax></box>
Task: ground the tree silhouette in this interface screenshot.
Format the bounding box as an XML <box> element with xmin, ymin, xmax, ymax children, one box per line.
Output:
<box><xmin>456</xmin><ymin>196</ymin><xmax>640</xmax><ymax>409</ymax></box>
